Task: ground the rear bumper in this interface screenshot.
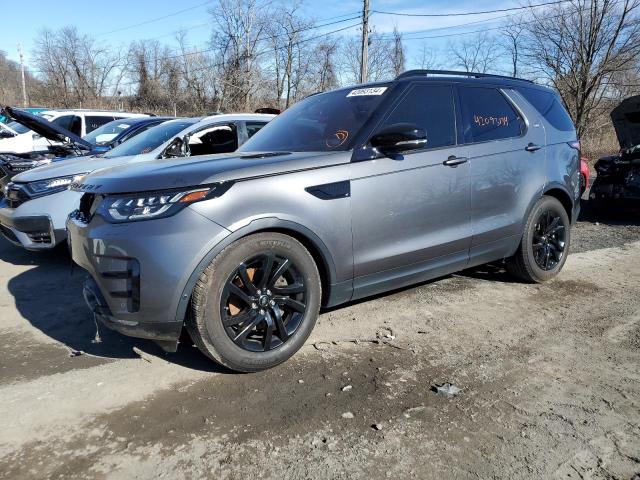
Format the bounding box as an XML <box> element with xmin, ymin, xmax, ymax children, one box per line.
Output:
<box><xmin>67</xmin><ymin>207</ymin><xmax>231</xmax><ymax>347</ymax></box>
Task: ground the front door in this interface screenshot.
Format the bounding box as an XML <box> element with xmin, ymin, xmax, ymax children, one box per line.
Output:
<box><xmin>350</xmin><ymin>83</ymin><xmax>472</xmax><ymax>299</ymax></box>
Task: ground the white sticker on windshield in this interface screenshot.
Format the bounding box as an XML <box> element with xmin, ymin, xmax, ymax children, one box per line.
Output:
<box><xmin>117</xmin><ymin>124</ymin><xmax>130</xmax><ymax>129</ymax></box>
<box><xmin>346</xmin><ymin>87</ymin><xmax>387</xmax><ymax>97</ymax></box>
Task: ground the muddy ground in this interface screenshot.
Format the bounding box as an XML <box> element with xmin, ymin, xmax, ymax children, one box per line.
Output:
<box><xmin>0</xmin><ymin>199</ymin><xmax>639</xmax><ymax>480</ymax></box>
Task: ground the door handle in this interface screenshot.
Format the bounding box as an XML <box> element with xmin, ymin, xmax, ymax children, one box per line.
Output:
<box><xmin>525</xmin><ymin>143</ymin><xmax>542</xmax><ymax>152</ymax></box>
<box><xmin>443</xmin><ymin>156</ymin><xmax>468</xmax><ymax>167</ymax></box>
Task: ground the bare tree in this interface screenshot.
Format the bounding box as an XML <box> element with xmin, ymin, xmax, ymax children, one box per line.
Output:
<box><xmin>32</xmin><ymin>27</ymin><xmax>122</xmax><ymax>108</ymax></box>
<box><xmin>415</xmin><ymin>43</ymin><xmax>439</xmax><ymax>70</ymax></box>
<box><xmin>210</xmin><ymin>0</ymin><xmax>269</xmax><ymax>111</ymax></box>
<box><xmin>520</xmin><ymin>0</ymin><xmax>640</xmax><ymax>137</ymax></box>
<box><xmin>500</xmin><ymin>19</ymin><xmax>525</xmax><ymax>77</ymax></box>
<box><xmin>0</xmin><ymin>50</ymin><xmax>41</xmax><ymax>106</ymax></box>
<box><xmin>339</xmin><ymin>29</ymin><xmax>395</xmax><ymax>84</ymax></box>
<box><xmin>448</xmin><ymin>32</ymin><xmax>499</xmax><ymax>73</ymax></box>
<box><xmin>391</xmin><ymin>27</ymin><xmax>405</xmax><ymax>76</ymax></box>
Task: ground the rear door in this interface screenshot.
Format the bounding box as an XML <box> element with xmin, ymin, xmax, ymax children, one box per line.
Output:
<box><xmin>350</xmin><ymin>83</ymin><xmax>472</xmax><ymax>298</ymax></box>
<box><xmin>457</xmin><ymin>85</ymin><xmax>546</xmax><ymax>264</ymax></box>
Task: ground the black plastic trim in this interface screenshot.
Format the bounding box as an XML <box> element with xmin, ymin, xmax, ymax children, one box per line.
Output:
<box><xmin>305</xmin><ymin>180</ymin><xmax>351</xmax><ymax>200</ymax></box>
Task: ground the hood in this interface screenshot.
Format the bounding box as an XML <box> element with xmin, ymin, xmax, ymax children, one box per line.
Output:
<box><xmin>1</xmin><ymin>106</ymin><xmax>93</xmax><ymax>150</ymax></box>
<box><xmin>610</xmin><ymin>95</ymin><xmax>640</xmax><ymax>150</ymax></box>
<box><xmin>71</xmin><ymin>151</ymin><xmax>352</xmax><ymax>194</ymax></box>
<box><xmin>11</xmin><ymin>153</ymin><xmax>139</xmax><ymax>183</ymax></box>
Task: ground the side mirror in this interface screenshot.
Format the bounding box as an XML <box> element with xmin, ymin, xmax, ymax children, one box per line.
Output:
<box><xmin>0</xmin><ymin>130</ymin><xmax>15</xmax><ymax>139</ymax></box>
<box><xmin>370</xmin><ymin>123</ymin><xmax>427</xmax><ymax>155</ymax></box>
<box><xmin>163</xmin><ymin>137</ymin><xmax>185</xmax><ymax>158</ymax></box>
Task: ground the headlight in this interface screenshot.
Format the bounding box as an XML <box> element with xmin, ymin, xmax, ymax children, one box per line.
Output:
<box><xmin>27</xmin><ymin>174</ymin><xmax>87</xmax><ymax>196</ymax></box>
<box><xmin>97</xmin><ymin>183</ymin><xmax>232</xmax><ymax>223</ymax></box>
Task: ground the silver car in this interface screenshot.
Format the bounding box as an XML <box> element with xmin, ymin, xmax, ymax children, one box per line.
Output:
<box><xmin>67</xmin><ymin>71</ymin><xmax>581</xmax><ymax>372</ymax></box>
<box><xmin>0</xmin><ymin>114</ymin><xmax>273</xmax><ymax>249</ymax></box>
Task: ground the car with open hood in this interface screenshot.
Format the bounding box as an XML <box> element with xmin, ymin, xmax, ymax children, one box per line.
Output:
<box><xmin>0</xmin><ymin>113</ymin><xmax>174</xmax><ymax>191</ymax></box>
<box><xmin>590</xmin><ymin>95</ymin><xmax>640</xmax><ymax>204</ymax></box>
<box><xmin>0</xmin><ymin>107</ymin><xmax>148</xmax><ymax>156</ymax></box>
<box><xmin>66</xmin><ymin>70</ymin><xmax>581</xmax><ymax>372</ymax></box>
<box><xmin>0</xmin><ymin>113</ymin><xmax>273</xmax><ymax>250</ymax></box>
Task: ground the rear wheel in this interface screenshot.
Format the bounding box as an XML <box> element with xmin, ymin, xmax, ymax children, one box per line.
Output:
<box><xmin>506</xmin><ymin>196</ymin><xmax>570</xmax><ymax>282</ymax></box>
<box><xmin>186</xmin><ymin>232</ymin><xmax>321</xmax><ymax>372</ymax></box>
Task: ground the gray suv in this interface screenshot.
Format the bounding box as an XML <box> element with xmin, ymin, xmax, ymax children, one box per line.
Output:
<box><xmin>67</xmin><ymin>70</ymin><xmax>581</xmax><ymax>372</ymax></box>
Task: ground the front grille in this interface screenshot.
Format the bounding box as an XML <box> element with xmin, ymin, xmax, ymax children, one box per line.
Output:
<box><xmin>0</xmin><ymin>224</ymin><xmax>19</xmax><ymax>244</ymax></box>
<box><xmin>27</xmin><ymin>232</ymin><xmax>52</xmax><ymax>244</ymax></box>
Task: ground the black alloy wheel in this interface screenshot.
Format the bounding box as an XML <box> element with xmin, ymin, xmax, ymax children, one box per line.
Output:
<box><xmin>532</xmin><ymin>209</ymin><xmax>567</xmax><ymax>271</ymax></box>
<box><xmin>220</xmin><ymin>253</ymin><xmax>307</xmax><ymax>352</ymax></box>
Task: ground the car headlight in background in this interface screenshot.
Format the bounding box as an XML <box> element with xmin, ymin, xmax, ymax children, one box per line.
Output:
<box><xmin>97</xmin><ymin>183</ymin><xmax>233</xmax><ymax>223</ymax></box>
<box><xmin>27</xmin><ymin>174</ymin><xmax>88</xmax><ymax>196</ymax></box>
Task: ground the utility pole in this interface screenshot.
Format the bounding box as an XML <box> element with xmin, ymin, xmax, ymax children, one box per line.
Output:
<box><xmin>17</xmin><ymin>43</ymin><xmax>27</xmax><ymax>107</ymax></box>
<box><xmin>359</xmin><ymin>0</ymin><xmax>369</xmax><ymax>83</ymax></box>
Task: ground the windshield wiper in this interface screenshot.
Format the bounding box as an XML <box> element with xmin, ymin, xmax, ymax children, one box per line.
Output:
<box><xmin>240</xmin><ymin>152</ymin><xmax>292</xmax><ymax>159</ymax></box>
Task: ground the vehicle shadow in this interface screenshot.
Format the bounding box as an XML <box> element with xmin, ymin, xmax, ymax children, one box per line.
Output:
<box><xmin>2</xmin><ymin>238</ymin><xmax>227</xmax><ymax>373</ymax></box>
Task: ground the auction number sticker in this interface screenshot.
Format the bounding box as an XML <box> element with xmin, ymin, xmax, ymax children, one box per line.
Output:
<box><xmin>346</xmin><ymin>87</ymin><xmax>387</xmax><ymax>97</ymax></box>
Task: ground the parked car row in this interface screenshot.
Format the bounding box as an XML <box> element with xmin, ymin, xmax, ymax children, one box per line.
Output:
<box><xmin>0</xmin><ymin>109</ymin><xmax>273</xmax><ymax>249</ymax></box>
<box><xmin>2</xmin><ymin>70</ymin><xmax>583</xmax><ymax>373</ymax></box>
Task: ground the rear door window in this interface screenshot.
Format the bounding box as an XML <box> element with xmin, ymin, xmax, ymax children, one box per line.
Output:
<box><xmin>52</xmin><ymin>115</ymin><xmax>82</xmax><ymax>136</ymax></box>
<box><xmin>245</xmin><ymin>121</ymin><xmax>268</xmax><ymax>139</ymax></box>
<box><xmin>86</xmin><ymin>115</ymin><xmax>116</xmax><ymax>133</ymax></box>
<box><xmin>378</xmin><ymin>84</ymin><xmax>456</xmax><ymax>150</ymax></box>
<box><xmin>516</xmin><ymin>87</ymin><xmax>575</xmax><ymax>132</ymax></box>
<box><xmin>458</xmin><ymin>87</ymin><xmax>524</xmax><ymax>143</ymax></box>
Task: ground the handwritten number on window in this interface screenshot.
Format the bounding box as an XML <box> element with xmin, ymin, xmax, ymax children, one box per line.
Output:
<box><xmin>473</xmin><ymin>115</ymin><xmax>509</xmax><ymax>127</ymax></box>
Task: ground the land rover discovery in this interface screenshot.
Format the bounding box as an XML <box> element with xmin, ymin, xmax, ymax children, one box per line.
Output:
<box><xmin>67</xmin><ymin>70</ymin><xmax>581</xmax><ymax>372</ymax></box>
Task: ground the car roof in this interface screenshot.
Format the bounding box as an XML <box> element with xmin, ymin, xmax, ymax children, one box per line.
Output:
<box><xmin>39</xmin><ymin>109</ymin><xmax>149</xmax><ymax>117</ymax></box>
<box><xmin>198</xmin><ymin>113</ymin><xmax>276</xmax><ymax>123</ymax></box>
<box><xmin>325</xmin><ymin>70</ymin><xmax>555</xmax><ymax>96</ymax></box>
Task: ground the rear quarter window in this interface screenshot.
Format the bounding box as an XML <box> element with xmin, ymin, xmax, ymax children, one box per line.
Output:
<box><xmin>459</xmin><ymin>86</ymin><xmax>524</xmax><ymax>143</ymax></box>
<box><xmin>517</xmin><ymin>87</ymin><xmax>575</xmax><ymax>132</ymax></box>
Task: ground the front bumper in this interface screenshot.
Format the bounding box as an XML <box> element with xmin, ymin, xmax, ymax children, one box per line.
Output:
<box><xmin>67</xmin><ymin>207</ymin><xmax>231</xmax><ymax>348</ymax></box>
<box><xmin>0</xmin><ymin>189</ymin><xmax>82</xmax><ymax>250</ymax></box>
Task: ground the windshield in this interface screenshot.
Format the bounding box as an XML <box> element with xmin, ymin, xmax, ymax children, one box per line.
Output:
<box><xmin>104</xmin><ymin>120</ymin><xmax>197</xmax><ymax>158</ymax></box>
<box><xmin>6</xmin><ymin>121</ymin><xmax>30</xmax><ymax>134</ymax></box>
<box><xmin>239</xmin><ymin>85</ymin><xmax>390</xmax><ymax>152</ymax></box>
<box><xmin>83</xmin><ymin>119</ymin><xmax>134</xmax><ymax>146</ymax></box>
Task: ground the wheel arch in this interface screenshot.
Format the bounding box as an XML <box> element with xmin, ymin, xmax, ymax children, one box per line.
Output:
<box><xmin>175</xmin><ymin>217</ymin><xmax>343</xmax><ymax>323</ymax></box>
<box><xmin>542</xmin><ymin>184</ymin><xmax>575</xmax><ymax>222</ymax></box>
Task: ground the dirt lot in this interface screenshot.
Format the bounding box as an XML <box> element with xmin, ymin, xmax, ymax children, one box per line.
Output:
<box><xmin>0</xmin><ymin>199</ymin><xmax>639</xmax><ymax>480</ymax></box>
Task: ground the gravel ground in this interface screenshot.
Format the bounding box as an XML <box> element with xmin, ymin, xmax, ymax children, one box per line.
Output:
<box><xmin>0</xmin><ymin>198</ymin><xmax>638</xmax><ymax>480</ymax></box>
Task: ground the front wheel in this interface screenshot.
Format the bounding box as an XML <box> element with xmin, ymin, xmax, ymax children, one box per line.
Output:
<box><xmin>186</xmin><ymin>232</ymin><xmax>321</xmax><ymax>372</ymax></box>
<box><xmin>506</xmin><ymin>196</ymin><xmax>571</xmax><ymax>283</ymax></box>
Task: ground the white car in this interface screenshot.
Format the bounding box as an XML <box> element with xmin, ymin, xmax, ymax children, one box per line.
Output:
<box><xmin>0</xmin><ymin>109</ymin><xmax>149</xmax><ymax>155</ymax></box>
<box><xmin>0</xmin><ymin>113</ymin><xmax>274</xmax><ymax>250</ymax></box>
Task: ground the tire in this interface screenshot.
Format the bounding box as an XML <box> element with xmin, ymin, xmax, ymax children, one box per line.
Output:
<box><xmin>506</xmin><ymin>196</ymin><xmax>571</xmax><ymax>283</ymax></box>
<box><xmin>186</xmin><ymin>232</ymin><xmax>321</xmax><ymax>372</ymax></box>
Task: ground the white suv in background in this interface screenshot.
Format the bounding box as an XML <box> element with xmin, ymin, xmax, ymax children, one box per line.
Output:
<box><xmin>0</xmin><ymin>109</ymin><xmax>148</xmax><ymax>155</ymax></box>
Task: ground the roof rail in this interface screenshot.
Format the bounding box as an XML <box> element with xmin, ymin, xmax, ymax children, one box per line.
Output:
<box><xmin>395</xmin><ymin>69</ymin><xmax>534</xmax><ymax>83</ymax></box>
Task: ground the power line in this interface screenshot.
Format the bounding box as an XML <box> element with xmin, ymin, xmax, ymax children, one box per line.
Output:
<box><xmin>95</xmin><ymin>0</ymin><xmax>212</xmax><ymax>37</ymax></box>
<box><xmin>371</xmin><ymin>0</ymin><xmax>572</xmax><ymax>17</ymax></box>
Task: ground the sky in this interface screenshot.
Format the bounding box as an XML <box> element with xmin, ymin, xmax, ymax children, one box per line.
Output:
<box><xmin>0</xmin><ymin>0</ymin><xmax>529</xmax><ymax>74</ymax></box>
